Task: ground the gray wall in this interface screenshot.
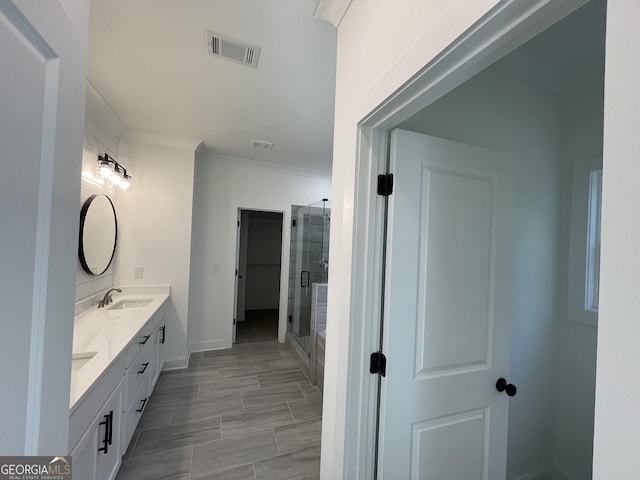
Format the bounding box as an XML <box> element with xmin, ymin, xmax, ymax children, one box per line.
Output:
<box><xmin>551</xmin><ymin>81</ymin><xmax>602</xmax><ymax>480</ymax></box>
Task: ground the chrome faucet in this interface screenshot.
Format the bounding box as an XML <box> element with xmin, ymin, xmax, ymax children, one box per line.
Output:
<box><xmin>98</xmin><ymin>288</ymin><xmax>122</xmax><ymax>308</ymax></box>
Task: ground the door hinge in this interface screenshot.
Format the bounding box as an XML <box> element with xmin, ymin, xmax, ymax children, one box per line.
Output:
<box><xmin>237</xmin><ymin>220</ymin><xmax>240</xmax><ymax>227</ymax></box>
<box><xmin>370</xmin><ymin>351</ymin><xmax>386</xmax><ymax>377</ymax></box>
<box><xmin>288</xmin><ymin>314</ymin><xmax>293</xmax><ymax>323</ymax></box>
<box><xmin>377</xmin><ymin>174</ymin><xmax>394</xmax><ymax>196</ymax></box>
<box><xmin>235</xmin><ymin>269</ymin><xmax>238</xmax><ymax>276</ymax></box>
<box><xmin>233</xmin><ymin>318</ymin><xmax>236</xmax><ymax>325</ymax></box>
<box><xmin>292</xmin><ymin>219</ymin><xmax>297</xmax><ymax>227</ymax></box>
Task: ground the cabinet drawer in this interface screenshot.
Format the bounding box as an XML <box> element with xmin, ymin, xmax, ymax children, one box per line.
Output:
<box><xmin>126</xmin><ymin>322</ymin><xmax>155</xmax><ymax>367</ymax></box>
<box><xmin>123</xmin><ymin>379</ymin><xmax>150</xmax><ymax>447</ymax></box>
<box><xmin>125</xmin><ymin>341</ymin><xmax>153</xmax><ymax>407</ymax></box>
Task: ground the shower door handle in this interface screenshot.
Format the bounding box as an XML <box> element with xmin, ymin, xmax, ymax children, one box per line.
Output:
<box><xmin>301</xmin><ymin>271</ymin><xmax>310</xmax><ymax>287</ymax></box>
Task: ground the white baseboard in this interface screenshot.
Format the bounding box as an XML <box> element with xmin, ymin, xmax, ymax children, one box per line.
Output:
<box><xmin>163</xmin><ymin>356</ymin><xmax>188</xmax><ymax>370</ymax></box>
<box><xmin>510</xmin><ymin>461</ymin><xmax>586</xmax><ymax>480</ymax></box>
<box><xmin>553</xmin><ymin>462</ymin><xmax>584</xmax><ymax>480</ymax></box>
<box><xmin>189</xmin><ymin>338</ymin><xmax>228</xmax><ymax>354</ymax></box>
<box><xmin>512</xmin><ymin>465</ymin><xmax>552</xmax><ymax>480</ymax></box>
<box><xmin>162</xmin><ymin>339</ymin><xmax>229</xmax><ymax>371</ymax></box>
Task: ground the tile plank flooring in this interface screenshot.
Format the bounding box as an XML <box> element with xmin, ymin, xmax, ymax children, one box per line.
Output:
<box><xmin>116</xmin><ymin>341</ymin><xmax>322</xmax><ymax>480</ymax></box>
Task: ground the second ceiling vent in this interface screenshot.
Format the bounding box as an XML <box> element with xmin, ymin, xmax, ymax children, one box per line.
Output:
<box><xmin>206</xmin><ymin>31</ymin><xmax>261</xmax><ymax>68</ymax></box>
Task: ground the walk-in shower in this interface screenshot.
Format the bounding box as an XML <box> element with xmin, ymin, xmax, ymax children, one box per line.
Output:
<box><xmin>286</xmin><ymin>199</ymin><xmax>330</xmax><ymax>387</ymax></box>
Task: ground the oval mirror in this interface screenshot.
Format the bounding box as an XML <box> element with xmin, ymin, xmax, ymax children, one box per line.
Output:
<box><xmin>79</xmin><ymin>194</ymin><xmax>117</xmax><ymax>275</ymax></box>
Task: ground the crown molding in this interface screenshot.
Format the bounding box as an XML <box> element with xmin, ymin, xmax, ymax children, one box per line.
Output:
<box><xmin>314</xmin><ymin>0</ymin><xmax>352</xmax><ymax>28</ymax></box>
<box><xmin>207</xmin><ymin>153</ymin><xmax>332</xmax><ymax>180</ymax></box>
<box><xmin>121</xmin><ymin>129</ymin><xmax>202</xmax><ymax>151</ymax></box>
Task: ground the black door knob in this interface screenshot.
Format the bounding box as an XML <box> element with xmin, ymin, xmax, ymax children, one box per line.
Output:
<box><xmin>496</xmin><ymin>378</ymin><xmax>517</xmax><ymax>397</ymax></box>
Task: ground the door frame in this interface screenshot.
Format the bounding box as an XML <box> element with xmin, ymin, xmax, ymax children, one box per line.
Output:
<box><xmin>343</xmin><ymin>0</ymin><xmax>590</xmax><ymax>477</ymax></box>
<box><xmin>232</xmin><ymin>209</ymin><xmax>242</xmax><ymax>343</ymax></box>
<box><xmin>229</xmin><ymin>203</ymin><xmax>290</xmax><ymax>346</ymax></box>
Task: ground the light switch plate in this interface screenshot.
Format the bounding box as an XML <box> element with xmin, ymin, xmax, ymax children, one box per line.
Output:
<box><xmin>212</xmin><ymin>263</ymin><xmax>220</xmax><ymax>274</ymax></box>
<box><xmin>134</xmin><ymin>266</ymin><xmax>144</xmax><ymax>279</ymax></box>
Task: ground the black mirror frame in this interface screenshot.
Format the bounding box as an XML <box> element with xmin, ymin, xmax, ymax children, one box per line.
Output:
<box><xmin>78</xmin><ymin>194</ymin><xmax>118</xmax><ymax>276</ymax></box>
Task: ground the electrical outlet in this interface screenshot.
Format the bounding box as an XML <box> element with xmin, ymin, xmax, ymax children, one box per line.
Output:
<box><xmin>134</xmin><ymin>266</ymin><xmax>144</xmax><ymax>279</ymax></box>
<box><xmin>212</xmin><ymin>264</ymin><xmax>220</xmax><ymax>274</ymax></box>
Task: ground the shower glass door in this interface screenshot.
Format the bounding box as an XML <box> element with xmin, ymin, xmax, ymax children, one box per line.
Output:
<box><xmin>288</xmin><ymin>199</ymin><xmax>330</xmax><ymax>354</ymax></box>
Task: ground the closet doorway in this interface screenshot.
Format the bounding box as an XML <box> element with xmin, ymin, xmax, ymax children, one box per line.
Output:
<box><xmin>234</xmin><ymin>209</ymin><xmax>284</xmax><ymax>344</ymax></box>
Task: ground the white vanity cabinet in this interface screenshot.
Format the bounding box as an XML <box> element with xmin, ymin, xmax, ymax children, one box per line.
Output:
<box><xmin>69</xmin><ymin>355</ymin><xmax>126</xmax><ymax>480</ymax></box>
<box><xmin>69</xmin><ymin>295</ymin><xmax>169</xmax><ymax>480</ymax></box>
<box><xmin>122</xmin><ymin>303</ymin><xmax>167</xmax><ymax>447</ymax></box>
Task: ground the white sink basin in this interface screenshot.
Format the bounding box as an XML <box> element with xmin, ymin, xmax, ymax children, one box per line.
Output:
<box><xmin>108</xmin><ymin>299</ymin><xmax>152</xmax><ymax>310</ymax></box>
<box><xmin>72</xmin><ymin>351</ymin><xmax>97</xmax><ymax>374</ymax></box>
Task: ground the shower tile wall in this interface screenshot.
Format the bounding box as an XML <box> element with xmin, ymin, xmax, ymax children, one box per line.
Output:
<box><xmin>313</xmin><ymin>284</ymin><xmax>328</xmax><ymax>334</ymax></box>
<box><xmin>306</xmin><ymin>210</ymin><xmax>328</xmax><ymax>281</ymax></box>
<box><xmin>311</xmin><ymin>283</ymin><xmax>328</xmax><ymax>392</ymax></box>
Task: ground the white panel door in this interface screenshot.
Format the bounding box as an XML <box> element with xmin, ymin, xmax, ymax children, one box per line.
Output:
<box><xmin>379</xmin><ymin>129</ymin><xmax>516</xmax><ymax>479</ymax></box>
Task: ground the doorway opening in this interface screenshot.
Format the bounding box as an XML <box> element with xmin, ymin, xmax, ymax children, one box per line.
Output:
<box><xmin>234</xmin><ymin>209</ymin><xmax>284</xmax><ymax>344</ymax></box>
<box><xmin>344</xmin><ymin>0</ymin><xmax>606</xmax><ymax>478</ymax></box>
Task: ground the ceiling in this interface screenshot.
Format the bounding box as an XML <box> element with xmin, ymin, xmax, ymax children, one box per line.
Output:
<box><xmin>492</xmin><ymin>0</ymin><xmax>606</xmax><ymax>96</ymax></box>
<box><xmin>88</xmin><ymin>0</ymin><xmax>337</xmax><ymax>174</ymax></box>
<box><xmin>398</xmin><ymin>0</ymin><xmax>605</xmax><ymax>139</ymax></box>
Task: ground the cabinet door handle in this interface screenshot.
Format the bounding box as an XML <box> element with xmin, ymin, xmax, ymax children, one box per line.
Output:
<box><xmin>138</xmin><ymin>362</ymin><xmax>149</xmax><ymax>374</ymax></box>
<box><xmin>139</xmin><ymin>334</ymin><xmax>151</xmax><ymax>345</ymax></box>
<box><xmin>107</xmin><ymin>410</ymin><xmax>113</xmax><ymax>446</ymax></box>
<box><xmin>97</xmin><ymin>410</ymin><xmax>113</xmax><ymax>454</ymax></box>
<box><xmin>136</xmin><ymin>397</ymin><xmax>148</xmax><ymax>413</ymax></box>
<box><xmin>160</xmin><ymin>325</ymin><xmax>166</xmax><ymax>344</ymax></box>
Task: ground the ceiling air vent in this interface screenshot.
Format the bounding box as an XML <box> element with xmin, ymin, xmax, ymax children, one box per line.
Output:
<box><xmin>206</xmin><ymin>31</ymin><xmax>261</xmax><ymax>68</ymax></box>
<box><xmin>251</xmin><ymin>140</ymin><xmax>274</xmax><ymax>151</ymax></box>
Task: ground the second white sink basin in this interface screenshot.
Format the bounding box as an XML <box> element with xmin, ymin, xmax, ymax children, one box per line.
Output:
<box><xmin>108</xmin><ymin>299</ymin><xmax>152</xmax><ymax>310</ymax></box>
<box><xmin>72</xmin><ymin>351</ymin><xmax>97</xmax><ymax>374</ymax></box>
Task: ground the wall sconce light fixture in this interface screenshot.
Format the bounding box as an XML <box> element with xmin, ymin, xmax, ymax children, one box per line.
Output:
<box><xmin>97</xmin><ymin>154</ymin><xmax>132</xmax><ymax>191</ymax></box>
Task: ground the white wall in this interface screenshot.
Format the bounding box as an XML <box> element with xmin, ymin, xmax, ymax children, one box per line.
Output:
<box><xmin>326</xmin><ymin>2</ymin><xmax>640</xmax><ymax>479</ymax></box>
<box><xmin>188</xmin><ymin>155</ymin><xmax>331</xmax><ymax>353</ymax></box>
<box><xmin>593</xmin><ymin>1</ymin><xmax>640</xmax><ymax>478</ymax></box>
<box><xmin>116</xmin><ymin>131</ymin><xmax>198</xmax><ymax>366</ymax></box>
<box><xmin>324</xmin><ymin>2</ymin><xmax>500</xmax><ymax>476</ymax></box>
<box><xmin>0</xmin><ymin>0</ymin><xmax>88</xmax><ymax>454</ymax></box>
<box><xmin>400</xmin><ymin>65</ymin><xmax>564</xmax><ymax>479</ymax></box>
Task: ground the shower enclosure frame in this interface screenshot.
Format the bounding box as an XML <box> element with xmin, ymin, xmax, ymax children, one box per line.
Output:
<box><xmin>285</xmin><ymin>199</ymin><xmax>330</xmax><ymax>385</ymax></box>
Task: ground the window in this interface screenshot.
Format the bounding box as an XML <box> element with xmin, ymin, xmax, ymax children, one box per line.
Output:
<box><xmin>567</xmin><ymin>157</ymin><xmax>602</xmax><ymax>327</ymax></box>
<box><xmin>585</xmin><ymin>170</ymin><xmax>602</xmax><ymax>312</ymax></box>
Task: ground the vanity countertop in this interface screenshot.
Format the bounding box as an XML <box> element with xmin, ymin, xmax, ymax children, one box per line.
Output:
<box><xmin>70</xmin><ymin>286</ymin><xmax>170</xmax><ymax>413</ymax></box>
